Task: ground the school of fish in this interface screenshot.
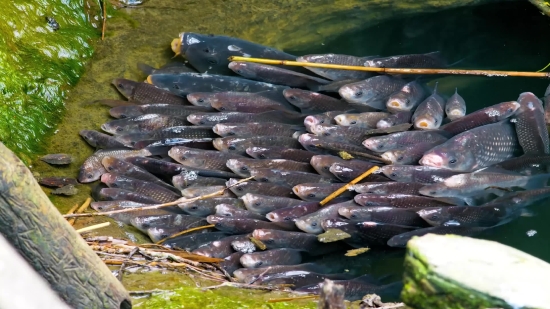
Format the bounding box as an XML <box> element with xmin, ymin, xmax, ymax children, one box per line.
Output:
<box><xmin>72</xmin><ymin>32</ymin><xmax>550</xmax><ymax>300</ymax></box>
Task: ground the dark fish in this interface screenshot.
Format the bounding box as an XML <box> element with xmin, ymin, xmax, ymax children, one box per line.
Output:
<box><xmin>172</xmin><ymin>172</ymin><xmax>227</xmax><ymax>190</ymax></box>
<box><xmin>226</xmin><ymin>158</ymin><xmax>314</xmax><ymax>178</ymax></box>
<box><xmin>298</xmin><ymin>134</ymin><xmax>383</xmax><ymax>162</ymax></box>
<box><xmin>240</xmin><ymin>248</ymin><xmax>302</xmax><ymax>268</ymax></box>
<box><xmin>365</xmin><ymin>52</ymin><xmax>446</xmax><ymax>69</ymax></box>
<box><xmin>100</xmin><ymin>173</ymin><xmax>181</xmax><ymax>203</ymax></box>
<box><xmin>420</xmin><ymin>120</ymin><xmax>522</xmax><ymax>172</ymax></box>
<box><xmin>78</xmin><ymin>148</ymin><xmax>161</xmax><ymax>183</ymax></box>
<box><xmin>101</xmin><ymin>156</ymin><xmax>180</xmax><ymax>193</ymax></box>
<box><xmin>386</xmin><ymin>80</ymin><xmax>427</xmax><ymax>112</ymax></box>
<box><xmin>148</xmin><ymin>73</ymin><xmax>288</xmax><ymax>97</ymax></box>
<box><xmin>315</xmin><ymin>78</ymin><xmax>365</xmax><ymax>93</ymax></box>
<box><xmin>79</xmin><ymin>130</ymin><xmax>128</xmax><ymax>149</ymax></box>
<box><xmin>179</xmin><ymin>197</ymin><xmax>244</xmax><ymax>217</ymax></box>
<box><xmin>310</xmin><ymin>155</ymin><xmax>349</xmax><ymax>178</ymax></box>
<box><xmin>266</xmin><ymin>202</ymin><xmax>321</xmax><ymax>222</ymax></box>
<box><xmin>329</xmin><ymin>161</ymin><xmax>382</xmax><ymax>183</ymax></box>
<box><xmin>188</xmin><ymin>91</ymin><xmax>295</xmax><ymax>113</ymax></box>
<box><xmin>181</xmin><ymin>186</ymin><xmax>235</xmax><ymax>198</ymax></box>
<box><xmin>51</xmin><ymin>185</ymin><xmax>78</xmax><ymax>196</ymax></box>
<box><xmin>295</xmin><ymin>276</ymin><xmax>402</xmax><ymax>301</ymax></box>
<box><xmin>214</xmin><ymin>136</ymin><xmax>302</xmax><ymax>156</ymax></box>
<box><xmin>246</xmin><ymin>146</ymin><xmax>314</xmax><ymax>163</ymax></box>
<box><xmin>126</xmin><ymin>156</ymin><xmax>239</xmax><ymax>179</ymax></box>
<box><xmin>355</xmin><ymin>193</ymin><xmax>454</xmax><ymax>208</ymax></box>
<box><xmin>213</xmin><ymin>122</ymin><xmax>302</xmax><ymax>138</ymax></box>
<box><xmin>188</xmin><ymin>110</ymin><xmax>305</xmax><ymax>126</ymax></box>
<box><xmin>116</xmin><ymin>126</ymin><xmax>216</xmax><ymax>147</ymax></box>
<box><xmin>339</xmin><ymin>206</ymin><xmax>429</xmax><ymax>227</ymax></box>
<box><xmin>363</xmin><ymin>130</ymin><xmax>450</xmax><ymax>152</ymax></box>
<box><xmin>38</xmin><ymin>177</ymin><xmax>78</xmax><ymax>188</ymax></box>
<box><xmin>241</xmin><ymin>193</ymin><xmax>303</xmax><ymax>215</ymax></box>
<box><xmin>98</xmin><ymin>188</ymin><xmax>163</xmax><ymax>204</ymax></box>
<box><xmin>169</xmin><ymin>146</ymin><xmax>244</xmax><ymax>172</ymax></box>
<box><xmin>130</xmin><ymin>213</ymin><xmax>206</xmax><ymax>234</ymax></box>
<box><xmin>297</xmin><ymin>53</ymin><xmax>375</xmax><ymax>81</ymax></box>
<box><xmin>483</xmin><ymin>187</ymin><xmax>550</xmax><ymax>208</ymax></box>
<box><xmin>445</xmin><ymin>88</ymin><xmax>466</xmax><ymax>120</ymax></box>
<box><xmin>178</xmin><ymin>32</ymin><xmax>299</xmax><ymax>75</ymax></box>
<box><xmin>112</xmin><ymin>78</ymin><xmax>188</xmax><ymax>105</ymax></box>
<box><xmin>382</xmin><ymin>141</ymin><xmax>446</xmax><ymax>165</ymax></box>
<box><xmin>339</xmin><ymin>76</ymin><xmax>407</xmax><ymax>110</ymax></box>
<box><xmin>412</xmin><ymin>83</ymin><xmax>445</xmax><ymax>130</ymax></box>
<box><xmin>512</xmin><ymin>92</ymin><xmax>550</xmax><ymax>154</ymax></box>
<box><xmin>215</xmin><ymin>204</ymin><xmax>266</xmax><ymax>220</ymax></box>
<box><xmin>545</xmin><ymin>83</ymin><xmax>550</xmax><ymax>125</ymax></box>
<box><xmin>303</xmin><ymin>111</ymin><xmax>342</xmax><ymax>131</ymax></box>
<box><xmin>295</xmin><ymin>200</ymin><xmax>357</xmax><ymax>234</ymax></box>
<box><xmin>207</xmin><ymin>215</ymin><xmax>297</xmax><ymax>234</ymax></box>
<box><xmin>193</xmin><ymin>235</ymin><xmax>248</xmax><ymax>259</ymax></box>
<box><xmin>380</xmin><ymin>165</ymin><xmax>463</xmax><ymax>184</ymax></box>
<box><xmin>101</xmin><ymin>114</ymin><xmax>189</xmax><ymax>135</ymax></box>
<box><xmin>283</xmin><ymin>89</ymin><xmax>354</xmax><ymax>113</ymax></box>
<box><xmin>228</xmin><ymin>61</ymin><xmax>330</xmax><ymax>89</ymax></box>
<box><xmin>418</xmin><ymin>205</ymin><xmax>521</xmax><ymax>227</ymax></box>
<box><xmin>387</xmin><ymin>226</ymin><xmax>488</xmax><ymax>248</ymax></box>
<box><xmin>220</xmin><ymin>252</ymin><xmax>245</xmax><ymax>276</ymax></box>
<box><xmin>310</xmin><ymin>125</ymin><xmax>370</xmax><ymax>145</ymax></box>
<box><xmin>40</xmin><ymin>153</ymin><xmax>73</xmax><ymax>165</ymax></box>
<box><xmin>440</xmin><ymin>101</ymin><xmax>520</xmax><ymax>135</ymax></box>
<box><xmin>334</xmin><ymin>112</ymin><xmax>391</xmax><ymax>128</ymax></box>
<box><xmin>253</xmin><ymin>271</ymin><xmax>355</xmax><ymax>288</ymax></box>
<box><xmin>132</xmin><ymin>138</ymin><xmax>214</xmax><ymax>150</ymax></box>
<box><xmin>252</xmin><ymin>229</ymin><xmax>344</xmax><ymax>255</ymax></box>
<box><xmin>252</xmin><ymin>168</ymin><xmax>336</xmax><ymax>187</ymax></box>
<box><xmin>227</xmin><ymin>178</ymin><xmax>295</xmax><ymax>198</ymax></box>
<box><xmin>109</xmin><ymin>104</ymin><xmax>212</xmax><ymax>119</ymax></box>
<box><xmin>353</xmin><ymin>182</ymin><xmax>424</xmax><ymax>195</ymax></box>
<box><xmin>292</xmin><ymin>183</ymin><xmax>354</xmax><ymax>201</ymax></box>
<box><xmin>376</xmin><ymin>111</ymin><xmax>412</xmax><ymax>129</ymax></box>
<box><xmin>163</xmin><ymin>232</ymin><xmax>230</xmax><ymax>251</ymax></box>
<box><xmin>493</xmin><ymin>154</ymin><xmax>550</xmax><ymax>175</ymax></box>
<box><xmin>90</xmin><ymin>200</ymin><xmax>175</xmax><ymax>224</ymax></box>
<box><xmin>233</xmin><ymin>263</ymin><xmax>329</xmax><ymax>283</ymax></box>
<box><xmin>356</xmin><ymin>221</ymin><xmax>419</xmax><ymax>246</ymax></box>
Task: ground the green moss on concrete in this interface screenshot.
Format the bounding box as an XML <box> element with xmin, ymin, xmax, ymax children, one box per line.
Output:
<box><xmin>0</xmin><ymin>0</ymin><xmax>98</xmax><ymax>162</ymax></box>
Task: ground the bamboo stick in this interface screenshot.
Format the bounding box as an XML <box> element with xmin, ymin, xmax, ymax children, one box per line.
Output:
<box><xmin>76</xmin><ymin>222</ymin><xmax>110</xmax><ymax>234</ymax></box>
<box><xmin>319</xmin><ymin>166</ymin><xmax>380</xmax><ymax>206</ymax></box>
<box><xmin>229</xmin><ymin>56</ymin><xmax>550</xmax><ymax>78</ymax></box>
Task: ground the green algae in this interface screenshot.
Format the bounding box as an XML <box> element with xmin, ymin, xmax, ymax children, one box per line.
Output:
<box><xmin>0</xmin><ymin>0</ymin><xmax>99</xmax><ymax>162</ymax></box>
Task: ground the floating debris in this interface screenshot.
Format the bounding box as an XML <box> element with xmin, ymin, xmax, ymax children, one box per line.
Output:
<box><xmin>41</xmin><ymin>153</ymin><xmax>73</xmax><ymax>165</ymax></box>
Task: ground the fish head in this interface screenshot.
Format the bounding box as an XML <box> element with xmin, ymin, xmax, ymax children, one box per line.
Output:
<box><xmin>445</xmin><ymin>106</ymin><xmax>466</xmax><ymax>120</ymax></box>
<box><xmin>386</xmin><ymin>93</ymin><xmax>411</xmax><ymax>112</ymax></box>
<box><xmin>241</xmin><ymin>193</ymin><xmax>262</xmax><ymax>208</ymax></box>
<box><xmin>179</xmin><ymin>202</ymin><xmax>208</xmax><ymax>216</ymax></box>
<box><xmin>184</xmin><ymin>42</ymin><xmax>224</xmax><ymax>73</ymax></box>
<box><xmin>227</xmin><ymin>178</ymin><xmax>249</xmax><ymax>196</ymax></box>
<box><xmin>292</xmin><ymin>184</ymin><xmax>319</xmax><ymax>200</ymax></box>
<box><xmin>414</xmin><ymin>113</ymin><xmax>440</xmax><ymax>130</ymax></box>
<box><xmin>109</xmin><ymin>106</ymin><xmax>133</xmax><ymax>118</ymax></box>
<box><xmin>266</xmin><ymin>209</ymin><xmax>294</xmax><ymax>222</ymax></box>
<box><xmin>252</xmin><ymin>229</ymin><xmax>275</xmax><ymax>242</ymax></box>
<box><xmin>338</xmin><ymin>206</ymin><xmax>358</xmax><ymax>219</ymax></box>
<box><xmin>101</xmin><ymin>156</ymin><xmax>124</xmax><ymax>173</ymax></box>
<box><xmin>169</xmin><ymin>147</ymin><xmax>206</xmax><ymax>167</ymax></box>
<box><xmin>283</xmin><ymin>89</ymin><xmax>310</xmax><ymax>108</ymax></box>
<box><xmin>339</xmin><ymin>84</ymin><xmax>373</xmax><ymax>104</ymax></box>
<box><xmin>240</xmin><ymin>253</ymin><xmax>263</xmax><ymax>268</ymax></box>
<box><xmin>245</xmin><ymin>146</ymin><xmax>271</xmax><ymax>159</ymax></box>
<box><xmin>310</xmin><ymin>155</ymin><xmax>337</xmax><ymax>174</ymax></box>
<box><xmin>381</xmin><ymin>149</ymin><xmax>407</xmax><ymax>165</ymax></box>
<box><xmin>209</xmin><ymin>99</ymin><xmax>227</xmax><ymax>111</ymax></box>
<box><xmin>78</xmin><ymin>130</ymin><xmax>96</xmax><ymax>145</ymax></box>
<box><xmin>295</xmin><ymin>217</ymin><xmax>323</xmax><ymax>234</ymax></box>
<box><xmin>100</xmin><ymin>121</ymin><xmax>125</xmax><ymax>135</ymax></box>
<box><xmin>517</xmin><ymin>93</ymin><xmax>543</xmax><ymax>112</ymax></box>
<box><xmin>380</xmin><ymin>165</ymin><xmax>413</xmax><ymax>182</ymax></box>
<box><xmin>213</xmin><ymin>137</ymin><xmax>243</xmax><ymax>152</ymax></box>
<box><xmin>354</xmin><ymin>194</ymin><xmax>387</xmax><ymax>206</ymax></box>
<box><xmin>187</xmin><ymin>93</ymin><xmax>214</xmax><ymax>107</ymax></box>
<box><xmin>417</xmin><ymin>208</ymin><xmax>449</xmax><ymax>226</ymax></box>
<box><xmin>329</xmin><ymin>163</ymin><xmax>353</xmax><ymax>182</ymax></box>
<box><xmin>215</xmin><ymin>204</ymin><xmax>235</xmax><ymax>217</ymax></box>
<box><xmin>334</xmin><ymin>114</ymin><xmax>357</xmax><ymax>126</ymax></box>
<box><xmin>112</xmin><ymin>78</ymin><xmax>137</xmax><ymax>98</ymax></box>
<box><xmin>298</xmin><ymin>133</ymin><xmax>323</xmax><ymax>153</ymax></box>
<box><xmin>363</xmin><ymin>136</ymin><xmax>392</xmax><ymax>152</ymax></box>
<box><xmin>186</xmin><ymin>113</ymin><xmax>208</xmax><ymax>125</ymax></box>
<box><xmin>420</xmin><ymin>149</ymin><xmax>475</xmax><ymax>172</ymax></box>
<box><xmin>228</xmin><ymin>61</ymin><xmax>255</xmax><ymax>78</ymax></box>
<box><xmin>99</xmin><ymin>173</ymin><xmax>117</xmax><ymax>187</ymax></box>
<box><xmin>310</xmin><ymin>124</ymin><xmax>332</xmax><ymax>136</ymax></box>
<box><xmin>213</xmin><ymin>124</ymin><xmax>237</xmax><ymax>136</ymax></box>
<box><xmin>147</xmin><ymin>227</ymin><xmax>171</xmax><ymax>243</ymax></box>
<box><xmin>418</xmin><ymin>183</ymin><xmax>449</xmax><ymax>197</ymax></box>
<box><xmin>226</xmin><ymin>158</ymin><xmax>250</xmax><ymax>176</ymax></box>
<box><xmin>77</xmin><ymin>162</ymin><xmax>103</xmax><ymax>183</ymax></box>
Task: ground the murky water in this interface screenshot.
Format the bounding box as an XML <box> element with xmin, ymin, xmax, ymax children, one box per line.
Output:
<box><xmin>32</xmin><ymin>0</ymin><xmax>550</xmax><ymax>302</ymax></box>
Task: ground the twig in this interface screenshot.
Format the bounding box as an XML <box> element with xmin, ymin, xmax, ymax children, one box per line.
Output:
<box><xmin>202</xmin><ymin>281</ymin><xmax>291</xmax><ymax>291</ymax></box>
<box><xmin>101</xmin><ymin>0</ymin><xmax>107</xmax><ymax>40</ymax></box>
<box><xmin>68</xmin><ymin>198</ymin><xmax>92</xmax><ymax>225</ymax></box>
<box><xmin>228</xmin><ymin>56</ymin><xmax>550</xmax><ymax>78</ymax></box>
<box><xmin>156</xmin><ymin>224</ymin><xmax>215</xmax><ymax>245</ymax></box>
<box><xmin>76</xmin><ymin>222</ymin><xmax>110</xmax><ymax>233</ymax></box>
<box><xmin>320</xmin><ymin>166</ymin><xmax>380</xmax><ymax>206</ymax></box>
<box><xmin>267</xmin><ymin>295</ymin><xmax>318</xmax><ymax>303</ymax></box>
<box><xmin>64</xmin><ymin>176</ymin><xmax>254</xmax><ymax>218</ymax></box>
<box><xmin>117</xmin><ymin>247</ymin><xmax>139</xmax><ymax>282</ymax></box>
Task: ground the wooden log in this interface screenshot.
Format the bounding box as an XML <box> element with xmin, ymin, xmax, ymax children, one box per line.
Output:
<box><xmin>0</xmin><ymin>142</ymin><xmax>131</xmax><ymax>309</ymax></box>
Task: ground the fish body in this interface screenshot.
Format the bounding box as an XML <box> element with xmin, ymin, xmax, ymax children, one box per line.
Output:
<box><xmin>169</xmin><ymin>146</ymin><xmax>244</xmax><ymax>172</ymax></box>
<box><xmin>440</xmin><ymin>101</ymin><xmax>520</xmax><ymax>135</ymax></box>
<box><xmin>220</xmin><ymin>252</ymin><xmax>245</xmax><ymax>276</ymax></box>
<box><xmin>339</xmin><ymin>76</ymin><xmax>407</xmax><ymax>110</ymax></box>
<box><xmin>298</xmin><ymin>133</ymin><xmax>381</xmax><ymax>160</ymax></box>
<box><xmin>113</xmin><ymin>78</ymin><xmax>189</xmax><ymax>104</ymax></box>
<box><xmin>193</xmin><ymin>235</ymin><xmax>249</xmax><ymax>259</ymax></box>
<box><xmin>213</xmin><ymin>122</ymin><xmax>301</xmax><ymax>137</ymax></box>
<box><xmin>101</xmin><ymin>114</ymin><xmax>189</xmax><ymax>135</ymax></box>
<box><xmin>181</xmin><ymin>185</ymin><xmax>235</xmax><ymax>198</ymax></box>
<box><xmin>233</xmin><ymin>263</ymin><xmax>329</xmax><ymax>283</ymax></box>
<box><xmin>513</xmin><ymin>92</ymin><xmax>550</xmax><ymax>154</ymax></box>
<box><xmin>207</xmin><ymin>215</ymin><xmax>297</xmax><ymax>234</ymax></box>
<box><xmin>356</xmin><ymin>221</ymin><xmax>419</xmax><ymax>247</ymax></box>
<box><xmin>353</xmin><ymin>182</ymin><xmax>424</xmax><ymax>195</ymax></box>
<box><xmin>310</xmin><ymin>125</ymin><xmax>369</xmax><ymax>145</ymax></box>
<box><xmin>163</xmin><ymin>232</ymin><xmax>230</xmax><ymax>251</ymax></box>
<box><xmin>412</xmin><ymin>84</ymin><xmax>446</xmax><ymax>130</ymax></box>
<box><xmin>215</xmin><ymin>204</ymin><xmax>266</xmax><ymax>220</ymax></box>
<box><xmin>292</xmin><ymin>183</ymin><xmax>355</xmax><ymax>201</ymax></box>
<box><xmin>494</xmin><ymin>154</ymin><xmax>550</xmax><ymax>175</ymax></box>
<box><xmin>252</xmin><ymin>229</ymin><xmax>343</xmax><ymax>255</ymax></box>
<box><xmin>214</xmin><ymin>136</ymin><xmax>302</xmax><ymax>156</ymax></box>
<box><xmin>380</xmin><ymin>165</ymin><xmax>463</xmax><ymax>184</ymax></box>
<box><xmin>189</xmin><ymin>91</ymin><xmax>295</xmax><ymax>113</ymax></box>
<box><xmin>420</xmin><ymin>120</ymin><xmax>522</xmax><ymax>172</ymax></box>
<box><xmin>303</xmin><ymin>111</ymin><xmax>342</xmax><ymax>131</ymax></box>
<box><xmin>100</xmin><ymin>173</ymin><xmax>181</xmax><ymax>203</ymax></box>
<box><xmin>241</xmin><ymin>193</ymin><xmax>304</xmax><ymax>214</ymax></box>
<box><xmin>376</xmin><ymin>111</ymin><xmax>412</xmax><ymax>129</ymax></box>
<box><xmin>90</xmin><ymin>200</ymin><xmax>174</xmax><ymax>224</ymax></box>
<box><xmin>418</xmin><ymin>204</ymin><xmax>521</xmax><ymax>227</ymax></box>
<box><xmin>363</xmin><ymin>130</ymin><xmax>449</xmax><ymax>152</ymax></box>
<box><xmin>310</xmin><ymin>155</ymin><xmax>349</xmax><ymax>178</ymax></box>
<box><xmin>98</xmin><ymin>188</ymin><xmax>164</xmax><ymax>204</ymax></box>
<box><xmin>179</xmin><ymin>197</ymin><xmax>244</xmax><ymax>217</ymax></box>
<box><xmin>334</xmin><ymin>112</ymin><xmax>391</xmax><ymax>128</ymax></box>
<box><xmin>445</xmin><ymin>88</ymin><xmax>466</xmax><ymax>120</ymax></box>
<box><xmin>297</xmin><ymin>53</ymin><xmax>375</xmax><ymax>81</ymax></box>
<box><xmin>355</xmin><ymin>193</ymin><xmax>454</xmax><ymax>208</ymax></box>
<box><xmin>283</xmin><ymin>88</ymin><xmax>353</xmax><ymax>113</ymax></box>
<box><xmin>172</xmin><ymin>172</ymin><xmax>227</xmax><ymax>190</ymax></box>
<box><xmin>226</xmin><ymin>158</ymin><xmax>314</xmax><ymax>178</ymax></box>
<box><xmin>79</xmin><ymin>130</ymin><xmax>128</xmax><ymax>149</ymax></box>
<box><xmin>252</xmin><ymin>168</ymin><xmax>336</xmax><ymax>187</ymax></box>
<box><xmin>227</xmin><ymin>178</ymin><xmax>295</xmax><ymax>198</ymax></box>
<box><xmin>240</xmin><ymin>248</ymin><xmax>302</xmax><ymax>268</ymax></box>
<box><xmin>483</xmin><ymin>187</ymin><xmax>550</xmax><ymax>208</ymax></box>
<box><xmin>38</xmin><ymin>177</ymin><xmax>78</xmax><ymax>188</ymax></box>
<box><xmin>109</xmin><ymin>104</ymin><xmax>212</xmax><ymax>119</ymax></box>
<box><xmin>126</xmin><ymin>156</ymin><xmax>238</xmax><ymax>178</ymax></box>
<box><xmin>246</xmin><ymin>146</ymin><xmax>314</xmax><ymax>163</ymax></box>
<box><xmin>116</xmin><ymin>126</ymin><xmax>216</xmax><ymax>147</ymax></box>
<box><xmin>386</xmin><ymin>81</ymin><xmax>427</xmax><ymax>112</ymax></box>
<box><xmin>266</xmin><ymin>202</ymin><xmax>321</xmax><ymax>222</ymax></box>
<box><xmin>339</xmin><ymin>206</ymin><xmax>428</xmax><ymax>227</ymax></box>
<box><xmin>189</xmin><ymin>110</ymin><xmax>305</xmax><ymax>126</ymax></box>
<box><xmin>295</xmin><ymin>200</ymin><xmax>357</xmax><ymax>234</ymax></box>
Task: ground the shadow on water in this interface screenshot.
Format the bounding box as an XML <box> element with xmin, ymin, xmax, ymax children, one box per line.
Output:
<box><xmin>33</xmin><ymin>0</ymin><xmax>550</xmax><ymax>300</ymax></box>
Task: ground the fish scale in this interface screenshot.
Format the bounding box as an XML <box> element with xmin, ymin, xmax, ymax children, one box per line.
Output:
<box><xmin>354</xmin><ymin>193</ymin><xmax>455</xmax><ymax>208</ymax></box>
<box><xmin>513</xmin><ymin>92</ymin><xmax>550</xmax><ymax>154</ymax></box>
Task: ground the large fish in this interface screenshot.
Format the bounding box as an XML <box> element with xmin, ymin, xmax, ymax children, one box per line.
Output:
<box><xmin>297</xmin><ymin>53</ymin><xmax>376</xmax><ymax>81</ymax></box>
<box><xmin>112</xmin><ymin>78</ymin><xmax>188</xmax><ymax>104</ymax></box>
<box><xmin>386</xmin><ymin>81</ymin><xmax>427</xmax><ymax>112</ymax></box>
<box><xmin>363</xmin><ymin>130</ymin><xmax>450</xmax><ymax>152</ymax></box>
<box><xmin>412</xmin><ymin>83</ymin><xmax>445</xmax><ymax>130</ymax></box>
<box><xmin>440</xmin><ymin>101</ymin><xmax>519</xmax><ymax>135</ymax></box>
<box><xmin>444</xmin><ymin>88</ymin><xmax>466</xmax><ymax>120</ymax></box>
<box><xmin>109</xmin><ymin>104</ymin><xmax>213</xmax><ymax>119</ymax></box>
<box><xmin>339</xmin><ymin>76</ymin><xmax>407</xmax><ymax>110</ymax></box>
<box><xmin>512</xmin><ymin>92</ymin><xmax>550</xmax><ymax>154</ymax></box>
<box><xmin>187</xmin><ymin>91</ymin><xmax>295</xmax><ymax>113</ymax></box>
<box><xmin>283</xmin><ymin>88</ymin><xmax>355</xmax><ymax>113</ymax></box>
<box><xmin>364</xmin><ymin>51</ymin><xmax>446</xmax><ymax>69</ymax></box>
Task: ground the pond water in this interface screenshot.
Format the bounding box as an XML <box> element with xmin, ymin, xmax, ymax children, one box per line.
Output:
<box><xmin>32</xmin><ymin>0</ymin><xmax>550</xmax><ymax>304</ymax></box>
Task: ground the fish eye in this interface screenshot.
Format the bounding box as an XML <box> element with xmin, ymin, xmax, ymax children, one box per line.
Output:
<box><xmin>236</xmin><ymin>187</ymin><xmax>243</xmax><ymax>191</ymax></box>
<box><xmin>219</xmin><ymin>107</ymin><xmax>226</xmax><ymax>111</ymax></box>
<box><xmin>255</xmin><ymin>261</ymin><xmax>263</xmax><ymax>267</ymax></box>
<box><xmin>283</xmin><ymin>216</ymin><xmax>291</xmax><ymax>221</ymax></box>
<box><xmin>173</xmin><ymin>84</ymin><xmax>180</xmax><ymax>90</ymax></box>
<box><xmin>208</xmin><ymin>59</ymin><xmax>218</xmax><ymax>64</ymax></box>
<box><xmin>254</xmin><ymin>202</ymin><xmax>261</xmax><ymax>206</ymax></box>
<box><xmin>390</xmin><ymin>172</ymin><xmax>397</xmax><ymax>177</ymax></box>
<box><xmin>350</xmin><ymin>121</ymin><xmax>357</xmax><ymax>125</ymax></box>
<box><xmin>87</xmin><ymin>173</ymin><xmax>94</xmax><ymax>179</ymax></box>
<box><xmin>397</xmin><ymin>156</ymin><xmax>404</xmax><ymax>161</ymax></box>
<box><xmin>448</xmin><ymin>158</ymin><xmax>457</xmax><ymax>164</ymax></box>
<box><xmin>430</xmin><ymin>214</ymin><xmax>439</xmax><ymax>220</ymax></box>
<box><xmin>161</xmin><ymin>234</ymin><xmax>169</xmax><ymax>238</ymax></box>
<box><xmin>119</xmin><ymin>114</ymin><xmax>128</xmax><ymax>118</ymax></box>
<box><xmin>507</xmin><ymin>108</ymin><xmax>513</xmax><ymax>113</ymax></box>
<box><xmin>199</xmin><ymin>121</ymin><xmax>205</xmax><ymax>125</ymax></box>
<box><xmin>228</xmin><ymin>145</ymin><xmax>236</xmax><ymax>151</ymax></box>
<box><xmin>265</xmin><ymin>239</ymin><xmax>274</xmax><ymax>244</ymax></box>
<box><xmin>377</xmin><ymin>144</ymin><xmax>384</xmax><ymax>150</ymax></box>
<box><xmin>289</xmin><ymin>96</ymin><xmax>297</xmax><ymax>100</ymax></box>
<box><xmin>323</xmin><ymin>166</ymin><xmax>329</xmax><ymax>170</ymax></box>
<box><xmin>311</xmin><ymin>222</ymin><xmax>317</xmax><ymax>227</ymax></box>
<box><xmin>307</xmin><ymin>193</ymin><xmax>315</xmax><ymax>198</ymax></box>
<box><xmin>319</xmin><ymin>120</ymin><xmax>325</xmax><ymax>124</ymax></box>
<box><xmin>258</xmin><ymin>154</ymin><xmax>266</xmax><ymax>159</ymax></box>
<box><xmin>116</xmin><ymin>127</ymin><xmax>123</xmax><ymax>132</ymax></box>
<box><xmin>198</xmin><ymin>99</ymin><xmax>204</xmax><ymax>103</ymax></box>
<box><xmin>191</xmin><ymin>206</ymin><xmax>198</xmax><ymax>210</ymax></box>
<box><xmin>180</xmin><ymin>156</ymin><xmax>186</xmax><ymax>161</ymax></box>
<box><xmin>97</xmin><ymin>206</ymin><xmax>104</xmax><ymax>210</ymax></box>
<box><xmin>118</xmin><ymin>83</ymin><xmax>124</xmax><ymax>88</ymax></box>
<box><xmin>223</xmin><ymin>213</ymin><xmax>231</xmax><ymax>217</ymax></box>
<box><xmin>110</xmin><ymin>183</ymin><xmax>118</xmax><ymax>188</ymax></box>
<box><xmin>241</xmin><ymin>167</ymin><xmax>248</xmax><ymax>171</ymax></box>
<box><xmin>227</xmin><ymin>132</ymin><xmax>235</xmax><ymax>136</ymax></box>
<box><xmin>405</xmin><ymin>99</ymin><xmax>410</xmax><ymax>106</ymax></box>
<box><xmin>107</xmin><ymin>166</ymin><xmax>114</xmax><ymax>171</ymax></box>
<box><xmin>236</xmin><ymin>69</ymin><xmax>243</xmax><ymax>74</ymax></box>
<box><xmin>351</xmin><ymin>214</ymin><xmax>357</xmax><ymax>219</ymax></box>
<box><xmin>260</xmin><ymin>177</ymin><xmax>268</xmax><ymax>182</ymax></box>
<box><xmin>429</xmin><ymin>190</ymin><xmax>436</xmax><ymax>195</ymax></box>
<box><xmin>215</xmin><ymin>222</ymin><xmax>222</xmax><ymax>228</ymax></box>
<box><xmin>365</xmin><ymin>202</ymin><xmax>374</xmax><ymax>206</ymax></box>
<box><xmin>142</xmin><ymin>223</ymin><xmax>150</xmax><ymax>228</ymax></box>
<box><xmin>354</xmin><ymin>91</ymin><xmax>363</xmax><ymax>97</ymax></box>
<box><xmin>203</xmin><ymin>48</ymin><xmax>210</xmax><ymax>53</ymax></box>
<box><xmin>323</xmin><ymin>132</ymin><xmax>330</xmax><ymax>137</ymax></box>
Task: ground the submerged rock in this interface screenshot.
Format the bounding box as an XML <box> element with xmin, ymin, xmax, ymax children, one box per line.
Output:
<box><xmin>402</xmin><ymin>234</ymin><xmax>550</xmax><ymax>309</ymax></box>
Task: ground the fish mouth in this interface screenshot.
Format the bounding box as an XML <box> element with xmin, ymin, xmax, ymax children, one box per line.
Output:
<box><xmin>376</xmin><ymin>120</ymin><xmax>391</xmax><ymax>129</ymax></box>
<box><xmin>337</xmin><ymin>208</ymin><xmax>352</xmax><ymax>219</ymax></box>
<box><xmin>419</xmin><ymin>153</ymin><xmax>444</xmax><ymax>168</ymax></box>
<box><xmin>171</xmin><ymin>37</ymin><xmax>181</xmax><ymax>56</ymax></box>
<box><xmin>333</xmin><ymin>115</ymin><xmax>346</xmax><ymax>125</ymax></box>
<box><xmin>389</xmin><ymin>101</ymin><xmax>402</xmax><ymax>108</ymax></box>
<box><xmin>414</xmin><ymin>118</ymin><xmax>435</xmax><ymax>129</ymax></box>
<box><xmin>212</xmin><ymin>139</ymin><xmax>224</xmax><ymax>151</ymax></box>
<box><xmin>265</xmin><ymin>212</ymin><xmax>278</xmax><ymax>222</ymax></box>
<box><xmin>239</xmin><ymin>254</ymin><xmax>257</xmax><ymax>268</ymax></box>
<box><xmin>381</xmin><ymin>152</ymin><xmax>397</xmax><ymax>164</ymax></box>
<box><xmin>303</xmin><ymin>116</ymin><xmax>317</xmax><ymax>129</ymax></box>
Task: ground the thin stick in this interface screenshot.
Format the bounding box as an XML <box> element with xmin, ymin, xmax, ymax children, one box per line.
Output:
<box><xmin>68</xmin><ymin>197</ymin><xmax>92</xmax><ymax>225</ymax></box>
<box><xmin>118</xmin><ymin>247</ymin><xmax>139</xmax><ymax>282</ymax></box>
<box><xmin>76</xmin><ymin>222</ymin><xmax>110</xmax><ymax>233</ymax></box>
<box><xmin>64</xmin><ymin>176</ymin><xmax>254</xmax><ymax>218</ymax></box>
<box><xmin>65</xmin><ymin>203</ymin><xmax>79</xmax><ymax>224</ymax></box>
<box><xmin>267</xmin><ymin>295</ymin><xmax>318</xmax><ymax>303</ymax></box>
<box><xmin>101</xmin><ymin>0</ymin><xmax>107</xmax><ymax>40</ymax></box>
<box><xmin>229</xmin><ymin>56</ymin><xmax>550</xmax><ymax>78</ymax></box>
<box><xmin>155</xmin><ymin>224</ymin><xmax>215</xmax><ymax>244</ymax></box>
<box><xmin>320</xmin><ymin>166</ymin><xmax>380</xmax><ymax>206</ymax></box>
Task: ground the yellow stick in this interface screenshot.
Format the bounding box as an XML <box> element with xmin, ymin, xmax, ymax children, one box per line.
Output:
<box><xmin>319</xmin><ymin>166</ymin><xmax>380</xmax><ymax>206</ymax></box>
<box><xmin>156</xmin><ymin>224</ymin><xmax>216</xmax><ymax>245</ymax></box>
<box><xmin>267</xmin><ymin>295</ymin><xmax>319</xmax><ymax>303</ymax></box>
<box><xmin>229</xmin><ymin>56</ymin><xmax>550</xmax><ymax>78</ymax></box>
<box><xmin>68</xmin><ymin>197</ymin><xmax>92</xmax><ymax>225</ymax></box>
<box><xmin>76</xmin><ymin>222</ymin><xmax>110</xmax><ymax>234</ymax></box>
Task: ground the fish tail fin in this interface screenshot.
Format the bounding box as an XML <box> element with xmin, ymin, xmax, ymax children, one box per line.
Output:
<box><xmin>143</xmin><ymin>146</ymin><xmax>172</xmax><ymax>156</ymax></box>
<box><xmin>137</xmin><ymin>63</ymin><xmax>155</xmax><ymax>75</ymax></box>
